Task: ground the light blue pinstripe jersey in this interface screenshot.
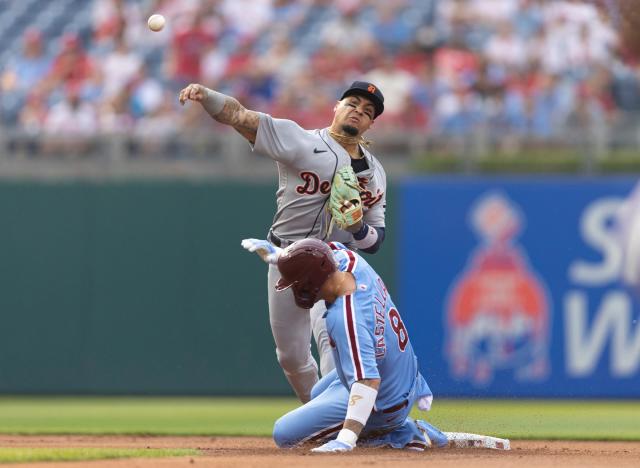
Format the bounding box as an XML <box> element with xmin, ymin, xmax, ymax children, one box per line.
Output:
<box><xmin>324</xmin><ymin>242</ymin><xmax>431</xmax><ymax>410</ymax></box>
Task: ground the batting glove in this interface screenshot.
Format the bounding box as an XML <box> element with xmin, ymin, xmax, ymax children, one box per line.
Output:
<box><xmin>310</xmin><ymin>439</ymin><xmax>354</xmax><ymax>453</ymax></box>
<box><xmin>241</xmin><ymin>238</ymin><xmax>282</xmax><ymax>264</ymax></box>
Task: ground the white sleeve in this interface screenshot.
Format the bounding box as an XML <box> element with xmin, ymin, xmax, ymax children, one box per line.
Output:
<box><xmin>253</xmin><ymin>113</ymin><xmax>306</xmax><ymax>165</ymax></box>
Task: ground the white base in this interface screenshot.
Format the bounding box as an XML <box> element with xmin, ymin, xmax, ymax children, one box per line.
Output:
<box><xmin>444</xmin><ymin>432</ymin><xmax>511</xmax><ymax>450</ymax></box>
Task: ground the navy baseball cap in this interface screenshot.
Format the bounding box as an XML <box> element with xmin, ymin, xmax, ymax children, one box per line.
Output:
<box><xmin>340</xmin><ymin>81</ymin><xmax>384</xmax><ymax>119</ymax></box>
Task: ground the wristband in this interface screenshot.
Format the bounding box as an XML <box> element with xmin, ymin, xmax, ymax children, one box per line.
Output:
<box><xmin>336</xmin><ymin>428</ymin><xmax>358</xmax><ymax>447</ymax></box>
<box><xmin>202</xmin><ymin>88</ymin><xmax>226</xmax><ymax>116</ymax></box>
<box><xmin>352</xmin><ymin>224</ymin><xmax>379</xmax><ymax>250</ymax></box>
<box><xmin>352</xmin><ymin>222</ymin><xmax>369</xmax><ymax>240</ymax></box>
<box><xmin>345</xmin><ymin>382</ymin><xmax>378</xmax><ymax>426</ymax></box>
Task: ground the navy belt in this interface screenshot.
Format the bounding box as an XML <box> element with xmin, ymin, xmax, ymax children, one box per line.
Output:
<box><xmin>268</xmin><ymin>231</ymin><xmax>291</xmax><ymax>248</ymax></box>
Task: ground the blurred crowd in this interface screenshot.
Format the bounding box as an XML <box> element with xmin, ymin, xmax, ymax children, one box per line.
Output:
<box><xmin>0</xmin><ymin>0</ymin><xmax>638</xmax><ymax>156</ymax></box>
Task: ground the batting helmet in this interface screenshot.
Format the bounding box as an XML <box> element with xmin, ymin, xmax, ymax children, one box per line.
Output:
<box><xmin>275</xmin><ymin>239</ymin><xmax>338</xmax><ymax>309</ymax></box>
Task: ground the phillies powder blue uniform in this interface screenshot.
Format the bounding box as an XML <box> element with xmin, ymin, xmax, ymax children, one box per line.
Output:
<box><xmin>273</xmin><ymin>243</ymin><xmax>435</xmax><ymax>449</ymax></box>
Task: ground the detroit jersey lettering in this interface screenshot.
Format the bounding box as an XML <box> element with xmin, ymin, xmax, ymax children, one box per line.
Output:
<box><xmin>324</xmin><ymin>242</ymin><xmax>431</xmax><ymax>410</ymax></box>
<box><xmin>253</xmin><ymin>113</ymin><xmax>387</xmax><ymax>244</ymax></box>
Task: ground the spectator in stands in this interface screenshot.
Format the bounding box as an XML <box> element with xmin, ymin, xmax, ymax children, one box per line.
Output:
<box><xmin>520</xmin><ymin>73</ymin><xmax>566</xmax><ymax>139</ymax></box>
<box><xmin>1</xmin><ymin>29</ymin><xmax>51</xmax><ymax>95</ymax></box>
<box><xmin>295</xmin><ymin>88</ymin><xmax>335</xmax><ymax>130</ymax></box>
<box><xmin>92</xmin><ymin>0</ymin><xmax>127</xmax><ymax>52</ymax></box>
<box><xmin>238</xmin><ymin>65</ymin><xmax>277</xmax><ymax>108</ymax></box>
<box><xmin>483</xmin><ymin>22</ymin><xmax>527</xmax><ymax>72</ymax></box>
<box><xmin>134</xmin><ymin>93</ymin><xmax>178</xmax><ymax>156</ymax></box>
<box><xmin>18</xmin><ymin>90</ymin><xmax>49</xmax><ymax>136</ymax></box>
<box><xmin>42</xmin><ymin>85</ymin><xmax>98</xmax><ymax>156</ymax></box>
<box><xmin>272</xmin><ymin>0</ymin><xmax>311</xmax><ymax>33</ymax></box>
<box><xmin>221</xmin><ymin>0</ymin><xmax>273</xmax><ymax>42</ymax></box>
<box><xmin>47</xmin><ymin>33</ymin><xmax>94</xmax><ymax>92</ymax></box>
<box><xmin>310</xmin><ymin>43</ymin><xmax>357</xmax><ymax>84</ymax></box>
<box><xmin>80</xmin><ymin>64</ymin><xmax>106</xmax><ymax>105</ymax></box>
<box><xmin>122</xmin><ymin>0</ymin><xmax>171</xmax><ymax>52</ymax></box>
<box><xmin>365</xmin><ymin>54</ymin><xmax>414</xmax><ymax>119</ymax></box>
<box><xmin>219</xmin><ymin>37</ymin><xmax>256</xmax><ymax>84</ymax></box>
<box><xmin>167</xmin><ymin>10</ymin><xmax>216</xmax><ymax>85</ymax></box>
<box><xmin>200</xmin><ymin>42</ymin><xmax>227</xmax><ymax>88</ymax></box>
<box><xmin>0</xmin><ymin>0</ymin><xmax>635</xmax><ymax>160</ymax></box>
<box><xmin>411</xmin><ymin>60</ymin><xmax>448</xmax><ymax>130</ymax></box>
<box><xmin>0</xmin><ymin>29</ymin><xmax>52</xmax><ymax>126</ymax></box>
<box><xmin>258</xmin><ymin>32</ymin><xmax>307</xmax><ymax>83</ymax></box>
<box><xmin>433</xmin><ymin>35</ymin><xmax>479</xmax><ymax>85</ymax></box>
<box><xmin>513</xmin><ymin>0</ymin><xmax>545</xmax><ymax>39</ymax></box>
<box><xmin>98</xmin><ymin>87</ymin><xmax>135</xmax><ymax>135</ymax></box>
<box><xmin>320</xmin><ymin>3</ymin><xmax>373</xmax><ymax>52</ymax></box>
<box><xmin>432</xmin><ymin>77</ymin><xmax>481</xmax><ymax>137</ymax></box>
<box><xmin>14</xmin><ymin>89</ymin><xmax>50</xmax><ymax>156</ymax></box>
<box><xmin>268</xmin><ymin>84</ymin><xmax>304</xmax><ymax>123</ymax></box>
<box><xmin>130</xmin><ymin>63</ymin><xmax>165</xmax><ymax>118</ymax></box>
<box><xmin>102</xmin><ymin>36</ymin><xmax>143</xmax><ymax>99</ymax></box>
<box><xmin>467</xmin><ymin>0</ymin><xmax>519</xmax><ymax>28</ymax></box>
<box><xmin>611</xmin><ymin>57</ymin><xmax>640</xmax><ymax>113</ymax></box>
<box><xmin>367</xmin><ymin>2</ymin><xmax>415</xmax><ymax>53</ymax></box>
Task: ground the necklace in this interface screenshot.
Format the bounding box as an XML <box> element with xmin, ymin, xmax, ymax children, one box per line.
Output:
<box><xmin>329</xmin><ymin>130</ymin><xmax>372</xmax><ymax>151</ymax></box>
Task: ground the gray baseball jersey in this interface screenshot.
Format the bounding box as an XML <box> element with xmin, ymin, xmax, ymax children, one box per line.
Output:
<box><xmin>253</xmin><ymin>113</ymin><xmax>387</xmax><ymax>246</ymax></box>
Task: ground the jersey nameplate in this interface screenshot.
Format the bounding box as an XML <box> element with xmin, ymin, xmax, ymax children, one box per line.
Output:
<box><xmin>357</xmin><ymin>176</ymin><xmax>384</xmax><ymax>208</ymax></box>
<box><xmin>296</xmin><ymin>171</ymin><xmax>331</xmax><ymax>195</ymax></box>
<box><xmin>294</xmin><ymin>172</ymin><xmax>385</xmax><ymax>208</ymax></box>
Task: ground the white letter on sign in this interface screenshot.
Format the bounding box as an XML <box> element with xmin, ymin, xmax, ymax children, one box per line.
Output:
<box><xmin>568</xmin><ymin>199</ymin><xmax>622</xmax><ymax>286</ymax></box>
<box><xmin>565</xmin><ymin>290</ymin><xmax>640</xmax><ymax>377</ymax></box>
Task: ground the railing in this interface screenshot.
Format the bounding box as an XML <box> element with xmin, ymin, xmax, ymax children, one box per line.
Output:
<box><xmin>1</xmin><ymin>117</ymin><xmax>640</xmax><ymax>180</ymax></box>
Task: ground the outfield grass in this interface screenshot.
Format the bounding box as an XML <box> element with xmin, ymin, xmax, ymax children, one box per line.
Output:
<box><xmin>422</xmin><ymin>400</ymin><xmax>640</xmax><ymax>441</ymax></box>
<box><xmin>0</xmin><ymin>397</ymin><xmax>638</xmax><ymax>441</ymax></box>
<box><xmin>0</xmin><ymin>397</ymin><xmax>296</xmax><ymax>436</ymax></box>
<box><xmin>0</xmin><ymin>448</ymin><xmax>197</xmax><ymax>463</ymax></box>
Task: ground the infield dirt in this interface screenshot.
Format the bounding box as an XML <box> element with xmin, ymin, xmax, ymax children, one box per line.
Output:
<box><xmin>0</xmin><ymin>435</ymin><xmax>638</xmax><ymax>467</ymax></box>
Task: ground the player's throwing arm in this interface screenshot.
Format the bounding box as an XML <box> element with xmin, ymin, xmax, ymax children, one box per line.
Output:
<box><xmin>178</xmin><ymin>84</ymin><xmax>260</xmax><ymax>143</ymax></box>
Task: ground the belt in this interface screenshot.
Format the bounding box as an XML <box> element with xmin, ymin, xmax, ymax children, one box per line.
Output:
<box><xmin>268</xmin><ymin>230</ymin><xmax>291</xmax><ymax>248</ymax></box>
<box><xmin>381</xmin><ymin>399</ymin><xmax>408</xmax><ymax>414</ymax></box>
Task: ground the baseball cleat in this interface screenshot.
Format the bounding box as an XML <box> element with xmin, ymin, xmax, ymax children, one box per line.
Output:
<box><xmin>311</xmin><ymin>439</ymin><xmax>354</xmax><ymax>453</ymax></box>
<box><xmin>416</xmin><ymin>420</ymin><xmax>449</xmax><ymax>448</ymax></box>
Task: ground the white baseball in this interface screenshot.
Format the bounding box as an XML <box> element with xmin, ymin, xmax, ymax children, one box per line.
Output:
<box><xmin>147</xmin><ymin>14</ymin><xmax>166</xmax><ymax>32</ymax></box>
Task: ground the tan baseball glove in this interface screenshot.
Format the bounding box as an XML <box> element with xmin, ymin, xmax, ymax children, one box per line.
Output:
<box><xmin>328</xmin><ymin>165</ymin><xmax>363</xmax><ymax>231</ymax></box>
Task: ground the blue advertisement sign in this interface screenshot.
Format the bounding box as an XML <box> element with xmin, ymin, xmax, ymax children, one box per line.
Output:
<box><xmin>399</xmin><ymin>177</ymin><xmax>640</xmax><ymax>397</ymax></box>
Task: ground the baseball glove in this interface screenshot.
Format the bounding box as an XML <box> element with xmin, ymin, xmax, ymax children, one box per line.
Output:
<box><xmin>328</xmin><ymin>165</ymin><xmax>363</xmax><ymax>231</ymax></box>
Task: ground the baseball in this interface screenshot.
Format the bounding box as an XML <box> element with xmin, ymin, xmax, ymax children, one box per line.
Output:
<box><xmin>147</xmin><ymin>14</ymin><xmax>165</xmax><ymax>32</ymax></box>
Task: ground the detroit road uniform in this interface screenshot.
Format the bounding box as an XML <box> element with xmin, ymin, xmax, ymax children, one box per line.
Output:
<box><xmin>272</xmin><ymin>243</ymin><xmax>439</xmax><ymax>449</ymax></box>
<box><xmin>253</xmin><ymin>113</ymin><xmax>387</xmax><ymax>402</ymax></box>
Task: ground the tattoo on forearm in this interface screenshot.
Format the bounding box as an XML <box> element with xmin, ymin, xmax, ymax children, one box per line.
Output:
<box><xmin>214</xmin><ymin>98</ymin><xmax>259</xmax><ymax>143</ymax></box>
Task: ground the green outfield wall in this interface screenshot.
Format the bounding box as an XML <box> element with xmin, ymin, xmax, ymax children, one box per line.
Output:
<box><xmin>0</xmin><ymin>181</ymin><xmax>395</xmax><ymax>395</ymax></box>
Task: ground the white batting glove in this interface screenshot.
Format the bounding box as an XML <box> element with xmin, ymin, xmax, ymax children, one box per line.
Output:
<box><xmin>310</xmin><ymin>439</ymin><xmax>354</xmax><ymax>453</ymax></box>
<box><xmin>417</xmin><ymin>395</ymin><xmax>433</xmax><ymax>411</ymax></box>
<box><xmin>241</xmin><ymin>238</ymin><xmax>282</xmax><ymax>264</ymax></box>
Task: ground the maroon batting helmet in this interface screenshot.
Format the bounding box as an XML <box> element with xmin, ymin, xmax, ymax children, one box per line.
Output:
<box><xmin>275</xmin><ymin>239</ymin><xmax>338</xmax><ymax>309</ymax></box>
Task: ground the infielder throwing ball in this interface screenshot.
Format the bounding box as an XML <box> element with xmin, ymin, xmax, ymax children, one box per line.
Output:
<box><xmin>180</xmin><ymin>81</ymin><xmax>388</xmax><ymax>403</ymax></box>
<box><xmin>242</xmin><ymin>237</ymin><xmax>447</xmax><ymax>452</ymax></box>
